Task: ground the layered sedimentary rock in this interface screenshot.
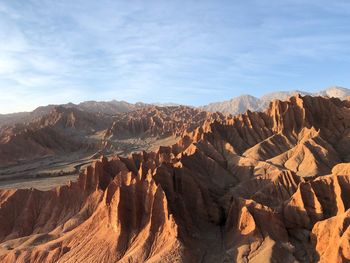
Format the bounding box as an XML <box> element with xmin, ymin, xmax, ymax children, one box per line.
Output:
<box><xmin>0</xmin><ymin>94</ymin><xmax>350</xmax><ymax>262</ymax></box>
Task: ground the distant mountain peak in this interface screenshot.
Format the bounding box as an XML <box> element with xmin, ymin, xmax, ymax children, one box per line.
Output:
<box><xmin>200</xmin><ymin>86</ymin><xmax>349</xmax><ymax>115</ymax></box>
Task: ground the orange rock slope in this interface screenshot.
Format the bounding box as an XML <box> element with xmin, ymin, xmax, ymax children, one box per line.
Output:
<box><xmin>0</xmin><ymin>105</ymin><xmax>219</xmax><ymax>166</ymax></box>
<box><xmin>0</xmin><ymin>94</ymin><xmax>350</xmax><ymax>262</ymax></box>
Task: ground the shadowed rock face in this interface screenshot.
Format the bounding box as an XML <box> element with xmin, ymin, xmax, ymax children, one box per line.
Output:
<box><xmin>0</xmin><ymin>95</ymin><xmax>350</xmax><ymax>262</ymax></box>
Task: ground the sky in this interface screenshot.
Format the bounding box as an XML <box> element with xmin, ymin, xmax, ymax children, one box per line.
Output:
<box><xmin>0</xmin><ymin>0</ymin><xmax>350</xmax><ymax>113</ymax></box>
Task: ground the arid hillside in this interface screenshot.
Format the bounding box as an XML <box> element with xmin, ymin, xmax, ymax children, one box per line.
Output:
<box><xmin>0</xmin><ymin>105</ymin><xmax>215</xmax><ymax>182</ymax></box>
<box><xmin>0</xmin><ymin>95</ymin><xmax>349</xmax><ymax>262</ymax></box>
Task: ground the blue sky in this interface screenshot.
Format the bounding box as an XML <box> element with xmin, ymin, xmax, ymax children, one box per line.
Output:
<box><xmin>0</xmin><ymin>0</ymin><xmax>350</xmax><ymax>113</ymax></box>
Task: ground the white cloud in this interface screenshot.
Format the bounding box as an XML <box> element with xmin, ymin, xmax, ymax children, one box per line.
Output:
<box><xmin>0</xmin><ymin>0</ymin><xmax>349</xmax><ymax>112</ymax></box>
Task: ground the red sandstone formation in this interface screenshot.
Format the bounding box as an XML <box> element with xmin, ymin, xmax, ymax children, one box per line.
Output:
<box><xmin>0</xmin><ymin>95</ymin><xmax>349</xmax><ymax>262</ymax></box>
<box><xmin>104</xmin><ymin>105</ymin><xmax>223</xmax><ymax>139</ymax></box>
<box><xmin>0</xmin><ymin>105</ymin><xmax>221</xmax><ymax>166</ymax></box>
<box><xmin>0</xmin><ymin>107</ymin><xmax>113</xmax><ymax>165</ymax></box>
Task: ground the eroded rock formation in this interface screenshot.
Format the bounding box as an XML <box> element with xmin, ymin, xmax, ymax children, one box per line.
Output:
<box><xmin>0</xmin><ymin>94</ymin><xmax>350</xmax><ymax>262</ymax></box>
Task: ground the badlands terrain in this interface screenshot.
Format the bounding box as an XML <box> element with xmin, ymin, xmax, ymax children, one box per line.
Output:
<box><xmin>0</xmin><ymin>92</ymin><xmax>349</xmax><ymax>262</ymax></box>
<box><xmin>0</xmin><ymin>104</ymin><xmax>218</xmax><ymax>189</ymax></box>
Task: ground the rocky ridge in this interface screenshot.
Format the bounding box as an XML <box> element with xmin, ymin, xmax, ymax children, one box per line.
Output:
<box><xmin>0</xmin><ymin>95</ymin><xmax>349</xmax><ymax>262</ymax></box>
<box><xmin>0</xmin><ymin>105</ymin><xmax>216</xmax><ymax>167</ymax></box>
<box><xmin>201</xmin><ymin>86</ymin><xmax>350</xmax><ymax>115</ymax></box>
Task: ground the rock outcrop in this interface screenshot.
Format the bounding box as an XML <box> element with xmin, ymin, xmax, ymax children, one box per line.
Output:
<box><xmin>0</xmin><ymin>105</ymin><xmax>220</xmax><ymax>166</ymax></box>
<box><xmin>104</xmin><ymin>106</ymin><xmax>222</xmax><ymax>139</ymax></box>
<box><xmin>0</xmin><ymin>94</ymin><xmax>350</xmax><ymax>262</ymax></box>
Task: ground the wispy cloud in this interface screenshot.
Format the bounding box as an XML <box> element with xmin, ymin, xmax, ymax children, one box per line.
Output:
<box><xmin>0</xmin><ymin>0</ymin><xmax>350</xmax><ymax>113</ymax></box>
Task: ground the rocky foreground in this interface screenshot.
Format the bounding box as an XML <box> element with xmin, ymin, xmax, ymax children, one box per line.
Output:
<box><xmin>0</xmin><ymin>95</ymin><xmax>349</xmax><ymax>262</ymax></box>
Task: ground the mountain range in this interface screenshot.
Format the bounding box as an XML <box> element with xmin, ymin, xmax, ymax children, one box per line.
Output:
<box><xmin>0</xmin><ymin>100</ymin><xmax>146</xmax><ymax>127</ymax></box>
<box><xmin>200</xmin><ymin>86</ymin><xmax>350</xmax><ymax>114</ymax></box>
<box><xmin>1</xmin><ymin>86</ymin><xmax>349</xmax><ymax>127</ymax></box>
<box><xmin>0</xmin><ymin>94</ymin><xmax>349</xmax><ymax>262</ymax></box>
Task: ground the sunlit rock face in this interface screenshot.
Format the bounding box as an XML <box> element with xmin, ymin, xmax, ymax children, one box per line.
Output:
<box><xmin>0</xmin><ymin>94</ymin><xmax>350</xmax><ymax>262</ymax></box>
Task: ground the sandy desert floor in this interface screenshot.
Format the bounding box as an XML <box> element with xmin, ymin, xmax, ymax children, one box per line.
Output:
<box><xmin>0</xmin><ymin>135</ymin><xmax>178</xmax><ymax>190</ymax></box>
